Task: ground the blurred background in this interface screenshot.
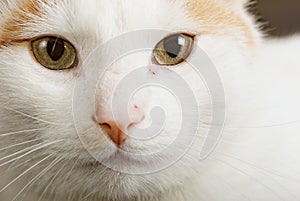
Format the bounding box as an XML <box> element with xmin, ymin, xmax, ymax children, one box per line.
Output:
<box><xmin>251</xmin><ymin>0</ymin><xmax>300</xmax><ymax>37</ymax></box>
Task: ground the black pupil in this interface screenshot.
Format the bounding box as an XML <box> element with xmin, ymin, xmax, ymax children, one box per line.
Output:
<box><xmin>163</xmin><ymin>34</ymin><xmax>183</xmax><ymax>58</ymax></box>
<box><xmin>47</xmin><ymin>38</ymin><xmax>65</xmax><ymax>61</ymax></box>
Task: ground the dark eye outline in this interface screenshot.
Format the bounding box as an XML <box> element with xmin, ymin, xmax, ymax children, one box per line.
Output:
<box><xmin>152</xmin><ymin>33</ymin><xmax>195</xmax><ymax>66</ymax></box>
<box><xmin>30</xmin><ymin>35</ymin><xmax>78</xmax><ymax>70</ymax></box>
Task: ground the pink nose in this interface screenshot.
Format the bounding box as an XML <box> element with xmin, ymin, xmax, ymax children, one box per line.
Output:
<box><xmin>97</xmin><ymin>105</ymin><xmax>144</xmax><ymax>147</ymax></box>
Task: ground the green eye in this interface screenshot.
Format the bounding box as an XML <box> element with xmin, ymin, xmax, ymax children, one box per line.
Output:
<box><xmin>152</xmin><ymin>33</ymin><xmax>194</xmax><ymax>66</ymax></box>
<box><xmin>31</xmin><ymin>36</ymin><xmax>77</xmax><ymax>70</ymax></box>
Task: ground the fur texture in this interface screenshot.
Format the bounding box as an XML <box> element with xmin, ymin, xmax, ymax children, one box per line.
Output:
<box><xmin>0</xmin><ymin>0</ymin><xmax>299</xmax><ymax>201</ymax></box>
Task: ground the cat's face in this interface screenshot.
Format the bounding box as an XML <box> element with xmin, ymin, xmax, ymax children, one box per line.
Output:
<box><xmin>0</xmin><ymin>0</ymin><xmax>259</xmax><ymax>200</ymax></box>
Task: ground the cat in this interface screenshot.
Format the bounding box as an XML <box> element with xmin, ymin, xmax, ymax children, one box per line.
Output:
<box><xmin>0</xmin><ymin>0</ymin><xmax>300</xmax><ymax>201</ymax></box>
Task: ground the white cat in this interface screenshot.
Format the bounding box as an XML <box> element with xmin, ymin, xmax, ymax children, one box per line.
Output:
<box><xmin>0</xmin><ymin>0</ymin><xmax>300</xmax><ymax>201</ymax></box>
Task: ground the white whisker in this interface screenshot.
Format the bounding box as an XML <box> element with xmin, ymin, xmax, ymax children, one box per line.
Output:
<box><xmin>180</xmin><ymin>153</ymin><xmax>252</xmax><ymax>201</ymax></box>
<box><xmin>211</xmin><ymin>152</ymin><xmax>300</xmax><ymax>200</ymax></box>
<box><xmin>213</xmin><ymin>152</ymin><xmax>285</xmax><ymax>178</ymax></box>
<box><xmin>9</xmin><ymin>157</ymin><xmax>34</xmax><ymax>170</ymax></box>
<box><xmin>0</xmin><ymin>138</ymin><xmax>41</xmax><ymax>152</ymax></box>
<box><xmin>79</xmin><ymin>164</ymin><xmax>111</xmax><ymax>201</ymax></box>
<box><xmin>0</xmin><ymin>128</ymin><xmax>43</xmax><ymax>137</ymax></box>
<box><xmin>0</xmin><ymin>142</ymin><xmax>46</xmax><ymax>162</ymax></box>
<box><xmin>0</xmin><ymin>155</ymin><xmax>52</xmax><ymax>193</ymax></box>
<box><xmin>12</xmin><ymin>156</ymin><xmax>64</xmax><ymax>201</ymax></box>
<box><xmin>61</xmin><ymin>157</ymin><xmax>79</xmax><ymax>186</ymax></box>
<box><xmin>0</xmin><ymin>140</ymin><xmax>65</xmax><ymax>167</ymax></box>
<box><xmin>4</xmin><ymin>106</ymin><xmax>61</xmax><ymax>126</ymax></box>
<box><xmin>37</xmin><ymin>158</ymin><xmax>70</xmax><ymax>201</ymax></box>
<box><xmin>208</xmin><ymin>156</ymin><xmax>286</xmax><ymax>201</ymax></box>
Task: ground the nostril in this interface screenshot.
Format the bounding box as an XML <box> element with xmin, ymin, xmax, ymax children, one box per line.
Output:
<box><xmin>128</xmin><ymin>114</ymin><xmax>145</xmax><ymax>128</ymax></box>
<box><xmin>98</xmin><ymin>121</ymin><xmax>127</xmax><ymax>147</ymax></box>
<box><xmin>99</xmin><ymin>122</ymin><xmax>111</xmax><ymax>134</ymax></box>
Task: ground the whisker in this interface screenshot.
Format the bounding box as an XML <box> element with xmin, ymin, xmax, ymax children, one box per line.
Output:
<box><xmin>0</xmin><ymin>154</ymin><xmax>52</xmax><ymax>193</ymax></box>
<box><xmin>193</xmin><ymin>134</ymin><xmax>241</xmax><ymax>145</ymax></box>
<box><xmin>0</xmin><ymin>128</ymin><xmax>43</xmax><ymax>137</ymax></box>
<box><xmin>4</xmin><ymin>106</ymin><xmax>61</xmax><ymax>126</ymax></box>
<box><xmin>12</xmin><ymin>156</ymin><xmax>64</xmax><ymax>201</ymax></box>
<box><xmin>9</xmin><ymin>157</ymin><xmax>35</xmax><ymax>170</ymax></box>
<box><xmin>61</xmin><ymin>157</ymin><xmax>80</xmax><ymax>186</ymax></box>
<box><xmin>79</xmin><ymin>164</ymin><xmax>111</xmax><ymax>201</ymax></box>
<box><xmin>223</xmin><ymin>120</ymin><xmax>300</xmax><ymax>129</ymax></box>
<box><xmin>0</xmin><ymin>138</ymin><xmax>41</xmax><ymax>152</ymax></box>
<box><xmin>208</xmin><ymin>156</ymin><xmax>286</xmax><ymax>201</ymax></box>
<box><xmin>0</xmin><ymin>142</ymin><xmax>46</xmax><ymax>162</ymax></box>
<box><xmin>0</xmin><ymin>140</ymin><xmax>65</xmax><ymax>167</ymax></box>
<box><xmin>186</xmin><ymin>153</ymin><xmax>252</xmax><ymax>201</ymax></box>
<box><xmin>80</xmin><ymin>188</ymin><xmax>95</xmax><ymax>201</ymax></box>
<box><xmin>55</xmin><ymin>157</ymin><xmax>80</xmax><ymax>201</ymax></box>
<box><xmin>37</xmin><ymin>158</ymin><xmax>71</xmax><ymax>201</ymax></box>
<box><xmin>213</xmin><ymin>152</ymin><xmax>285</xmax><ymax>178</ymax></box>
<box><xmin>211</xmin><ymin>152</ymin><xmax>300</xmax><ymax>200</ymax></box>
<box><xmin>179</xmin><ymin>152</ymin><xmax>253</xmax><ymax>201</ymax></box>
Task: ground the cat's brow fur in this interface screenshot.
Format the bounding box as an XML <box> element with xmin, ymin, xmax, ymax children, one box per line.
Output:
<box><xmin>0</xmin><ymin>0</ymin><xmax>46</xmax><ymax>46</ymax></box>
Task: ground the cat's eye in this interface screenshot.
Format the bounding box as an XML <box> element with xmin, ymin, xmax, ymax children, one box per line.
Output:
<box><xmin>152</xmin><ymin>33</ymin><xmax>194</xmax><ymax>66</ymax></box>
<box><xmin>31</xmin><ymin>36</ymin><xmax>77</xmax><ymax>70</ymax></box>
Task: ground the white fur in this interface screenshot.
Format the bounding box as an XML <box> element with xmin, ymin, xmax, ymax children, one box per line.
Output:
<box><xmin>0</xmin><ymin>0</ymin><xmax>300</xmax><ymax>201</ymax></box>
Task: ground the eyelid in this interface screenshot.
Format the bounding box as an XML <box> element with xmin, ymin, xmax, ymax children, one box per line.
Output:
<box><xmin>30</xmin><ymin>34</ymin><xmax>66</xmax><ymax>42</ymax></box>
<box><xmin>29</xmin><ymin>34</ymin><xmax>78</xmax><ymax>51</ymax></box>
<box><xmin>157</xmin><ymin>32</ymin><xmax>196</xmax><ymax>42</ymax></box>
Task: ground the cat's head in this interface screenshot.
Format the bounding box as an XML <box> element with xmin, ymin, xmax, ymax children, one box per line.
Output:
<box><xmin>0</xmin><ymin>0</ymin><xmax>260</xmax><ymax>200</ymax></box>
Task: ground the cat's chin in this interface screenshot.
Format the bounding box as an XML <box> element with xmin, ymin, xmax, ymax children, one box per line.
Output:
<box><xmin>87</xmin><ymin>148</ymin><xmax>160</xmax><ymax>174</ymax></box>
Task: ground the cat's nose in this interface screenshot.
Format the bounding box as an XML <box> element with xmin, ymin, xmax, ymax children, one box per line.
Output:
<box><xmin>97</xmin><ymin>105</ymin><xmax>144</xmax><ymax>147</ymax></box>
<box><xmin>99</xmin><ymin>121</ymin><xmax>128</xmax><ymax>147</ymax></box>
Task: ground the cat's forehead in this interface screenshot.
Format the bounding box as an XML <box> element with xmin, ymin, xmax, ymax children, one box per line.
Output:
<box><xmin>0</xmin><ymin>0</ymin><xmax>191</xmax><ymax>44</ymax></box>
<box><xmin>59</xmin><ymin>0</ymin><xmax>193</xmax><ymax>40</ymax></box>
<box><xmin>0</xmin><ymin>0</ymin><xmax>257</xmax><ymax>48</ymax></box>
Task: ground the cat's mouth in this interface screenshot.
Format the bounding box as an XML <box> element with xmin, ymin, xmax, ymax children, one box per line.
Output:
<box><xmin>80</xmin><ymin>146</ymin><xmax>165</xmax><ymax>174</ymax></box>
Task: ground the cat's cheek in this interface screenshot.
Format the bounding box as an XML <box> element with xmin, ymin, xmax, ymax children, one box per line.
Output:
<box><xmin>0</xmin><ymin>45</ymin><xmax>77</xmax><ymax>122</ymax></box>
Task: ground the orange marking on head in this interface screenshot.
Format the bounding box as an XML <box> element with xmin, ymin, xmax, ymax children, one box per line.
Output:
<box><xmin>185</xmin><ymin>0</ymin><xmax>258</xmax><ymax>49</ymax></box>
<box><xmin>0</xmin><ymin>0</ymin><xmax>52</xmax><ymax>47</ymax></box>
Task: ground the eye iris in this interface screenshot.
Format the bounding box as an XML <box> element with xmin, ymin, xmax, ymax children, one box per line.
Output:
<box><xmin>31</xmin><ymin>36</ymin><xmax>77</xmax><ymax>70</ymax></box>
<box><xmin>163</xmin><ymin>34</ymin><xmax>182</xmax><ymax>58</ymax></box>
<box><xmin>46</xmin><ymin>38</ymin><xmax>65</xmax><ymax>61</ymax></box>
<box><xmin>152</xmin><ymin>33</ymin><xmax>193</xmax><ymax>66</ymax></box>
